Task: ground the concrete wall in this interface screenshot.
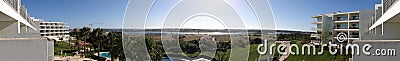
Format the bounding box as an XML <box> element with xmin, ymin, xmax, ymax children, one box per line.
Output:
<box><xmin>0</xmin><ymin>38</ymin><xmax>53</xmax><ymax>61</ymax></box>
<box><xmin>0</xmin><ymin>21</ymin><xmax>19</xmax><ymax>38</ymax></box>
<box><xmin>0</xmin><ymin>21</ymin><xmax>41</xmax><ymax>38</ymax></box>
<box><xmin>359</xmin><ymin>10</ymin><xmax>374</xmax><ymax>37</ymax></box>
<box><xmin>361</xmin><ymin>22</ymin><xmax>400</xmax><ymax>40</ymax></box>
<box><xmin>353</xmin><ymin>41</ymin><xmax>400</xmax><ymax>61</ymax></box>
<box><xmin>47</xmin><ymin>39</ymin><xmax>54</xmax><ymax>61</ymax></box>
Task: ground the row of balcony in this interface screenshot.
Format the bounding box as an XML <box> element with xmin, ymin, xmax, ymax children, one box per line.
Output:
<box><xmin>40</xmin><ymin>23</ymin><xmax>67</xmax><ymax>25</ymax></box>
<box><xmin>334</xmin><ymin>26</ymin><xmax>359</xmax><ymax>29</ymax></box>
<box><xmin>313</xmin><ymin>16</ymin><xmax>359</xmax><ymax>22</ymax></box>
<box><xmin>383</xmin><ymin>0</ymin><xmax>399</xmax><ymax>13</ymax></box>
<box><xmin>39</xmin><ymin>32</ymin><xmax>70</xmax><ymax>35</ymax></box>
<box><xmin>2</xmin><ymin>0</ymin><xmax>38</xmax><ymax>28</ymax></box>
<box><xmin>334</xmin><ymin>19</ymin><xmax>360</xmax><ymax>21</ymax></box>
<box><xmin>40</xmin><ymin>33</ymin><xmax>69</xmax><ymax>37</ymax></box>
<box><xmin>315</xmin><ymin>27</ymin><xmax>359</xmax><ymax>29</ymax></box>
<box><xmin>40</xmin><ymin>25</ymin><xmax>69</xmax><ymax>29</ymax></box>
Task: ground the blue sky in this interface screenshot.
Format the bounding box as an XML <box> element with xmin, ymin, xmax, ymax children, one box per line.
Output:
<box><xmin>22</xmin><ymin>0</ymin><xmax>380</xmax><ymax>31</ymax></box>
<box><xmin>22</xmin><ymin>0</ymin><xmax>129</xmax><ymax>28</ymax></box>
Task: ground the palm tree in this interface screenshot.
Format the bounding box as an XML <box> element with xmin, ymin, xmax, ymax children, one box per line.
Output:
<box><xmin>79</xmin><ymin>27</ymin><xmax>92</xmax><ymax>57</ymax></box>
<box><xmin>106</xmin><ymin>32</ymin><xmax>124</xmax><ymax>61</ymax></box>
<box><xmin>90</xmin><ymin>28</ymin><xmax>105</xmax><ymax>60</ymax></box>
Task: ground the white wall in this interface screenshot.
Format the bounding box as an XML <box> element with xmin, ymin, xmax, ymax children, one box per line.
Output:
<box><xmin>0</xmin><ymin>38</ymin><xmax>53</xmax><ymax>61</ymax></box>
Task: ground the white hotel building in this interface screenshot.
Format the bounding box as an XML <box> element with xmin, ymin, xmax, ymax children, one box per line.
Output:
<box><xmin>353</xmin><ymin>0</ymin><xmax>400</xmax><ymax>61</ymax></box>
<box><xmin>0</xmin><ymin>0</ymin><xmax>53</xmax><ymax>61</ymax></box>
<box><xmin>312</xmin><ymin>10</ymin><xmax>374</xmax><ymax>43</ymax></box>
<box><xmin>312</xmin><ymin>0</ymin><xmax>400</xmax><ymax>42</ymax></box>
<box><xmin>39</xmin><ymin>20</ymin><xmax>70</xmax><ymax>41</ymax></box>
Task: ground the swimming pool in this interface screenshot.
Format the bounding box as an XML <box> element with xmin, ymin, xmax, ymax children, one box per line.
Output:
<box><xmin>99</xmin><ymin>52</ymin><xmax>111</xmax><ymax>58</ymax></box>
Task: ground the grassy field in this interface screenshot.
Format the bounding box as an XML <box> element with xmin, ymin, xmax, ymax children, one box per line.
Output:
<box><xmin>285</xmin><ymin>43</ymin><xmax>349</xmax><ymax>61</ymax></box>
<box><xmin>54</xmin><ymin>41</ymin><xmax>80</xmax><ymax>56</ymax></box>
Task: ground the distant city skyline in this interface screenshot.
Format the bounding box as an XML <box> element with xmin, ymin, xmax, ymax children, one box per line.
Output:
<box><xmin>22</xmin><ymin>0</ymin><xmax>380</xmax><ymax>32</ymax></box>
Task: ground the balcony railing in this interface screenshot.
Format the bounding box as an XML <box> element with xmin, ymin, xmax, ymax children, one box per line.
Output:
<box><xmin>334</xmin><ymin>20</ymin><xmax>348</xmax><ymax>21</ymax></box>
<box><xmin>317</xmin><ymin>19</ymin><xmax>322</xmax><ymax>22</ymax></box>
<box><xmin>349</xmin><ymin>19</ymin><xmax>359</xmax><ymax>20</ymax></box>
<box><xmin>349</xmin><ymin>26</ymin><xmax>359</xmax><ymax>29</ymax></box>
<box><xmin>335</xmin><ymin>27</ymin><xmax>347</xmax><ymax>29</ymax></box>
<box><xmin>349</xmin><ymin>35</ymin><xmax>359</xmax><ymax>38</ymax></box>
<box><xmin>349</xmin><ymin>16</ymin><xmax>360</xmax><ymax>20</ymax></box>
<box><xmin>3</xmin><ymin>0</ymin><xmax>35</xmax><ymax>26</ymax></box>
<box><xmin>375</xmin><ymin>8</ymin><xmax>383</xmax><ymax>20</ymax></box>
<box><xmin>3</xmin><ymin>0</ymin><xmax>18</xmax><ymax>12</ymax></box>
<box><xmin>312</xmin><ymin>20</ymin><xmax>322</xmax><ymax>24</ymax></box>
<box><xmin>334</xmin><ymin>27</ymin><xmax>359</xmax><ymax>29</ymax></box>
<box><xmin>383</xmin><ymin>0</ymin><xmax>399</xmax><ymax>13</ymax></box>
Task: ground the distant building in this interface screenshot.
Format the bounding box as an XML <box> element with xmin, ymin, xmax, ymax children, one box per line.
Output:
<box><xmin>38</xmin><ymin>20</ymin><xmax>70</xmax><ymax>41</ymax></box>
<box><xmin>310</xmin><ymin>34</ymin><xmax>321</xmax><ymax>45</ymax></box>
<box><xmin>0</xmin><ymin>0</ymin><xmax>53</xmax><ymax>61</ymax></box>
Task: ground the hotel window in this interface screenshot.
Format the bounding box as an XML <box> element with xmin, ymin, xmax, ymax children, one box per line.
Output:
<box><xmin>337</xmin><ymin>16</ymin><xmax>348</xmax><ymax>21</ymax></box>
<box><xmin>336</xmin><ymin>24</ymin><xmax>348</xmax><ymax>29</ymax></box>
<box><xmin>352</xmin><ymin>16</ymin><xmax>360</xmax><ymax>20</ymax></box>
<box><xmin>352</xmin><ymin>24</ymin><xmax>359</xmax><ymax>28</ymax></box>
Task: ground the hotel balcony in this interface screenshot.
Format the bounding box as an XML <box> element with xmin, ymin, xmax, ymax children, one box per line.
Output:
<box><xmin>369</xmin><ymin>0</ymin><xmax>400</xmax><ymax>30</ymax></box>
<box><xmin>311</xmin><ymin>27</ymin><xmax>322</xmax><ymax>31</ymax></box>
<box><xmin>333</xmin><ymin>20</ymin><xmax>350</xmax><ymax>23</ymax></box>
<box><xmin>334</xmin><ymin>20</ymin><xmax>360</xmax><ymax>23</ymax></box>
<box><xmin>334</xmin><ymin>27</ymin><xmax>348</xmax><ymax>29</ymax></box>
<box><xmin>311</xmin><ymin>20</ymin><xmax>322</xmax><ymax>24</ymax></box>
<box><xmin>349</xmin><ymin>16</ymin><xmax>360</xmax><ymax>20</ymax></box>
<box><xmin>334</xmin><ymin>27</ymin><xmax>359</xmax><ymax>31</ymax></box>
<box><xmin>349</xmin><ymin>26</ymin><xmax>359</xmax><ymax>29</ymax></box>
<box><xmin>383</xmin><ymin>0</ymin><xmax>399</xmax><ymax>13</ymax></box>
<box><xmin>349</xmin><ymin>35</ymin><xmax>359</xmax><ymax>38</ymax></box>
<box><xmin>0</xmin><ymin>0</ymin><xmax>36</xmax><ymax>30</ymax></box>
<box><xmin>334</xmin><ymin>27</ymin><xmax>348</xmax><ymax>31</ymax></box>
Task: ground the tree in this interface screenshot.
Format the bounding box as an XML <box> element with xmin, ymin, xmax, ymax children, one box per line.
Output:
<box><xmin>90</xmin><ymin>28</ymin><xmax>105</xmax><ymax>60</ymax></box>
<box><xmin>215</xmin><ymin>42</ymin><xmax>230</xmax><ymax>61</ymax></box>
<box><xmin>72</xmin><ymin>27</ymin><xmax>91</xmax><ymax>55</ymax></box>
<box><xmin>320</xmin><ymin>28</ymin><xmax>331</xmax><ymax>44</ymax></box>
<box><xmin>106</xmin><ymin>32</ymin><xmax>125</xmax><ymax>61</ymax></box>
<box><xmin>145</xmin><ymin>38</ymin><xmax>163</xmax><ymax>61</ymax></box>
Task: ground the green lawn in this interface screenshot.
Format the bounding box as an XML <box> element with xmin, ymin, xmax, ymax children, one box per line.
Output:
<box><xmin>54</xmin><ymin>41</ymin><xmax>80</xmax><ymax>56</ymax></box>
<box><xmin>285</xmin><ymin>43</ymin><xmax>349</xmax><ymax>61</ymax></box>
<box><xmin>219</xmin><ymin>44</ymin><xmax>268</xmax><ymax>61</ymax></box>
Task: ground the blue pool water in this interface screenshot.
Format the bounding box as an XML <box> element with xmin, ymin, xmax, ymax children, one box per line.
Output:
<box><xmin>99</xmin><ymin>52</ymin><xmax>111</xmax><ymax>58</ymax></box>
